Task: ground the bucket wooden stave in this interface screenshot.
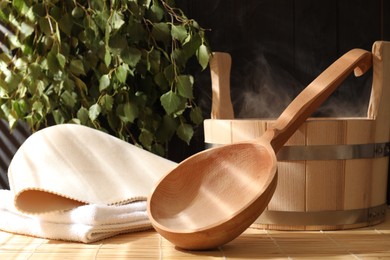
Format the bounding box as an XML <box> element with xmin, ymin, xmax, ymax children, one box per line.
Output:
<box><xmin>204</xmin><ymin>41</ymin><xmax>390</xmax><ymax>230</ymax></box>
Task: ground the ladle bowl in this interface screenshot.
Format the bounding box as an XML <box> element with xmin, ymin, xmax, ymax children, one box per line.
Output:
<box><xmin>148</xmin><ymin>49</ymin><xmax>372</xmax><ymax>250</ymax></box>
<box><xmin>149</xmin><ymin>140</ymin><xmax>277</xmax><ymax>249</ymax></box>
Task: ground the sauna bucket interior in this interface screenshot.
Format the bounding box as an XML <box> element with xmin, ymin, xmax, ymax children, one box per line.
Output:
<box><xmin>204</xmin><ymin>41</ymin><xmax>390</xmax><ymax>230</ymax></box>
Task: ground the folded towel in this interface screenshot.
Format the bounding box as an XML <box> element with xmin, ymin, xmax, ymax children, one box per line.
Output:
<box><xmin>7</xmin><ymin>124</ymin><xmax>177</xmax><ymax>214</ymax></box>
<box><xmin>0</xmin><ymin>190</ymin><xmax>151</xmax><ymax>243</ymax></box>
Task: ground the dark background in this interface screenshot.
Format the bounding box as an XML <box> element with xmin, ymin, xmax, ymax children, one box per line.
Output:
<box><xmin>170</xmin><ymin>0</ymin><xmax>390</xmax><ymax>203</ymax></box>
<box><xmin>170</xmin><ymin>0</ymin><xmax>390</xmax><ymax>159</ymax></box>
<box><xmin>1</xmin><ymin>1</ymin><xmax>390</xmax><ymax>204</ymax></box>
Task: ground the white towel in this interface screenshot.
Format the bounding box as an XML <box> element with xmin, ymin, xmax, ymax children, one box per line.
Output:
<box><xmin>8</xmin><ymin>124</ymin><xmax>177</xmax><ymax>214</ymax></box>
<box><xmin>0</xmin><ymin>190</ymin><xmax>151</xmax><ymax>243</ymax></box>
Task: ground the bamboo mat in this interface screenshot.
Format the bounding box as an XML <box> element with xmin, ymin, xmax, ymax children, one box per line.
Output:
<box><xmin>1</xmin><ymin>208</ymin><xmax>389</xmax><ymax>259</ymax></box>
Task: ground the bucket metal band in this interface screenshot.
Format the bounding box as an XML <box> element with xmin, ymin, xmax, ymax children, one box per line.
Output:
<box><xmin>276</xmin><ymin>142</ymin><xmax>390</xmax><ymax>161</ymax></box>
<box><xmin>205</xmin><ymin>142</ymin><xmax>390</xmax><ymax>161</ymax></box>
<box><xmin>255</xmin><ymin>204</ymin><xmax>387</xmax><ymax>226</ymax></box>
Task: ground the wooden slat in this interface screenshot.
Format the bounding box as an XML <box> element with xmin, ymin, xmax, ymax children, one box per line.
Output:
<box><xmin>205</xmin><ymin>42</ymin><xmax>390</xmax><ymax>231</ymax></box>
<box><xmin>203</xmin><ymin>119</ymin><xmax>232</xmax><ymax>145</ymax></box>
<box><xmin>343</xmin><ymin>120</ymin><xmax>374</xmax><ymax>211</ymax></box>
<box><xmin>267</xmin><ymin>124</ymin><xmax>307</xmax><ymax>230</ymax></box>
<box><xmin>231</xmin><ymin>120</ymin><xmax>268</xmax><ymax>142</ymax></box>
<box><xmin>1</xmin><ymin>209</ymin><xmax>390</xmax><ymax>259</ymax></box>
<box><xmin>305</xmin><ymin>120</ymin><xmax>346</xmax><ymax>230</ymax></box>
<box><xmin>368</xmin><ymin>41</ymin><xmax>390</xmax><ymax>208</ymax></box>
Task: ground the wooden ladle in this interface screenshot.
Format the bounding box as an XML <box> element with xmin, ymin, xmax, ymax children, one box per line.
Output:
<box><xmin>147</xmin><ymin>49</ymin><xmax>372</xmax><ymax>250</ymax></box>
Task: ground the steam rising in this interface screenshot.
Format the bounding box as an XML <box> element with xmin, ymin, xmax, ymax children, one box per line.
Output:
<box><xmin>232</xmin><ymin>52</ymin><xmax>298</xmax><ymax>119</ymax></box>
<box><xmin>230</xmin><ymin>51</ymin><xmax>372</xmax><ymax>119</ymax></box>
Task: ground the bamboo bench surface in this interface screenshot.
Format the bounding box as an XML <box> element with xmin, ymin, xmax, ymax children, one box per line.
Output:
<box><xmin>0</xmin><ymin>207</ymin><xmax>389</xmax><ymax>259</ymax></box>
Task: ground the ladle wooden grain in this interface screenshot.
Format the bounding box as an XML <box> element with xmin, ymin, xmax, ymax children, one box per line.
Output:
<box><xmin>147</xmin><ymin>49</ymin><xmax>372</xmax><ymax>250</ymax></box>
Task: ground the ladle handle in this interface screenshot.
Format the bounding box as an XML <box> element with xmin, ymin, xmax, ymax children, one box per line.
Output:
<box><xmin>264</xmin><ymin>49</ymin><xmax>372</xmax><ymax>152</ymax></box>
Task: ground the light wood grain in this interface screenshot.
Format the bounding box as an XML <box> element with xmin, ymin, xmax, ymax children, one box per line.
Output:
<box><xmin>148</xmin><ymin>48</ymin><xmax>372</xmax><ymax>249</ymax></box>
<box><xmin>210</xmin><ymin>52</ymin><xmax>234</xmax><ymax>120</ymax></box>
<box><xmin>1</xmin><ymin>210</ymin><xmax>390</xmax><ymax>259</ymax></box>
<box><xmin>204</xmin><ymin>41</ymin><xmax>390</xmax><ymax>231</ymax></box>
<box><xmin>305</xmin><ymin>120</ymin><xmax>346</xmax><ymax>229</ymax></box>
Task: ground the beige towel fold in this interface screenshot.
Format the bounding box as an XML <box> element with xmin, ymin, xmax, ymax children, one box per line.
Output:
<box><xmin>0</xmin><ymin>190</ymin><xmax>151</xmax><ymax>243</ymax></box>
<box><xmin>7</xmin><ymin>124</ymin><xmax>177</xmax><ymax>214</ymax></box>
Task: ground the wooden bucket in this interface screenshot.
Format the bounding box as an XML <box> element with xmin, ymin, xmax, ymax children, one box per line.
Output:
<box><xmin>204</xmin><ymin>41</ymin><xmax>390</xmax><ymax>230</ymax></box>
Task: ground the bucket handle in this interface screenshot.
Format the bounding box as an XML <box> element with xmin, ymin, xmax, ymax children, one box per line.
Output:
<box><xmin>367</xmin><ymin>41</ymin><xmax>389</xmax><ymax>121</ymax></box>
<box><xmin>210</xmin><ymin>52</ymin><xmax>235</xmax><ymax>119</ymax></box>
<box><xmin>210</xmin><ymin>45</ymin><xmax>387</xmax><ymax>121</ymax></box>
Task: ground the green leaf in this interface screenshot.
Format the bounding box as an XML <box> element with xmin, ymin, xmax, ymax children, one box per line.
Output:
<box><xmin>69</xmin><ymin>118</ymin><xmax>81</xmax><ymax>124</ymax></box>
<box><xmin>47</xmin><ymin>50</ymin><xmax>60</xmax><ymax>72</ymax></box>
<box><xmin>74</xmin><ymin>77</ymin><xmax>88</xmax><ymax>95</ymax></box>
<box><xmin>181</xmin><ymin>33</ymin><xmax>202</xmax><ymax>62</ymax></box>
<box><xmin>54</xmin><ymin>19</ymin><xmax>62</xmax><ymax>44</ymax></box>
<box><xmin>148</xmin><ymin>48</ymin><xmax>161</xmax><ymax>73</ymax></box>
<box><xmin>12</xmin><ymin>100</ymin><xmax>23</xmax><ymax>117</ymax></box>
<box><xmin>156</xmin><ymin>114</ymin><xmax>178</xmax><ymax>141</ymax></box>
<box><xmin>71</xmin><ymin>6</ymin><xmax>84</xmax><ymax>18</ymax></box>
<box><xmin>139</xmin><ymin>128</ymin><xmax>153</xmax><ymax>149</ymax></box>
<box><xmin>4</xmin><ymin>73</ymin><xmax>22</xmax><ymax>93</ymax></box>
<box><xmin>100</xmin><ymin>94</ymin><xmax>114</xmax><ymax>111</ymax></box>
<box><xmin>57</xmin><ymin>53</ymin><xmax>66</xmax><ymax>69</ymax></box>
<box><xmin>139</xmin><ymin>0</ymin><xmax>152</xmax><ymax>8</ymax></box>
<box><xmin>121</xmin><ymin>47</ymin><xmax>142</xmax><ymax>68</ymax></box>
<box><xmin>52</xmin><ymin>109</ymin><xmax>65</xmax><ymax>124</ymax></box>
<box><xmin>14</xmin><ymin>57</ymin><xmax>28</xmax><ymax>70</ymax></box>
<box><xmin>190</xmin><ymin>106</ymin><xmax>203</xmax><ymax>125</ymax></box>
<box><xmin>115</xmin><ymin>64</ymin><xmax>128</xmax><ymax>83</ymax></box>
<box><xmin>0</xmin><ymin>0</ymin><xmax>210</xmax><ymax>156</ymax></box>
<box><xmin>95</xmin><ymin>9</ymin><xmax>110</xmax><ymax>31</ymax></box>
<box><xmin>197</xmin><ymin>43</ymin><xmax>210</xmax><ymax>70</ymax></box>
<box><xmin>85</xmin><ymin>51</ymin><xmax>99</xmax><ymax>71</ymax></box>
<box><xmin>90</xmin><ymin>1</ymin><xmax>105</xmax><ymax>12</ymax></box>
<box><xmin>63</xmin><ymin>77</ymin><xmax>76</xmax><ymax>92</ymax></box>
<box><xmin>149</xmin><ymin>0</ymin><xmax>164</xmax><ymax>21</ymax></box>
<box><xmin>111</xmin><ymin>10</ymin><xmax>125</xmax><ymax>30</ymax></box>
<box><xmin>104</xmin><ymin>46</ymin><xmax>112</xmax><ymax>67</ymax></box>
<box><xmin>38</xmin><ymin>17</ymin><xmax>52</xmax><ymax>36</ymax></box>
<box><xmin>69</xmin><ymin>59</ymin><xmax>86</xmax><ymax>76</ymax></box>
<box><xmin>50</xmin><ymin>5</ymin><xmax>62</xmax><ymax>21</ymax></box>
<box><xmin>89</xmin><ymin>103</ymin><xmax>101</xmax><ymax>121</ymax></box>
<box><xmin>171</xmin><ymin>25</ymin><xmax>187</xmax><ymax>43</ymax></box>
<box><xmin>60</xmin><ymin>90</ymin><xmax>77</xmax><ymax>108</ymax></box>
<box><xmin>32</xmin><ymin>101</ymin><xmax>44</xmax><ymax>116</ymax></box>
<box><xmin>127</xmin><ymin>21</ymin><xmax>146</xmax><ymax>43</ymax></box>
<box><xmin>163</xmin><ymin>64</ymin><xmax>175</xmax><ymax>85</ymax></box>
<box><xmin>30</xmin><ymin>80</ymin><xmax>45</xmax><ymax>97</ymax></box>
<box><xmin>172</xmin><ymin>47</ymin><xmax>193</xmax><ymax>68</ymax></box>
<box><xmin>109</xmin><ymin>34</ymin><xmax>127</xmax><ymax>50</ymax></box>
<box><xmin>20</xmin><ymin>22</ymin><xmax>34</xmax><ymax>39</ymax></box>
<box><xmin>99</xmin><ymin>74</ymin><xmax>110</xmax><ymax>92</ymax></box>
<box><xmin>117</xmin><ymin>101</ymin><xmax>139</xmax><ymax>123</ymax></box>
<box><xmin>177</xmin><ymin>123</ymin><xmax>193</xmax><ymax>145</ymax></box>
<box><xmin>32</xmin><ymin>3</ymin><xmax>45</xmax><ymax>17</ymax></box>
<box><xmin>176</xmin><ymin>75</ymin><xmax>193</xmax><ymax>99</ymax></box>
<box><xmin>151</xmin><ymin>143</ymin><xmax>165</xmax><ymax>156</ymax></box>
<box><xmin>59</xmin><ymin>13</ymin><xmax>73</xmax><ymax>36</ymax></box>
<box><xmin>27</xmin><ymin>63</ymin><xmax>42</xmax><ymax>78</ymax></box>
<box><xmin>12</xmin><ymin>0</ymin><xmax>29</xmax><ymax>14</ymax></box>
<box><xmin>154</xmin><ymin>72</ymin><xmax>168</xmax><ymax>90</ymax></box>
<box><xmin>160</xmin><ymin>90</ymin><xmax>184</xmax><ymax>115</ymax></box>
<box><xmin>77</xmin><ymin>107</ymin><xmax>89</xmax><ymax>124</ymax></box>
<box><xmin>152</xmin><ymin>23</ymin><xmax>170</xmax><ymax>44</ymax></box>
